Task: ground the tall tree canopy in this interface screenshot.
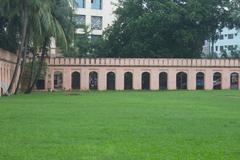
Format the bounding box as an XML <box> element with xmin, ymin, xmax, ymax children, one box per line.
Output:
<box><xmin>102</xmin><ymin>0</ymin><xmax>231</xmax><ymax>58</ymax></box>
<box><xmin>0</xmin><ymin>0</ymin><xmax>75</xmax><ymax>95</ymax></box>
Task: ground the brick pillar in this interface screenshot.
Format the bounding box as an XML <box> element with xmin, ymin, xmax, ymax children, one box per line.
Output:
<box><xmin>98</xmin><ymin>69</ymin><xmax>106</xmax><ymax>91</ymax></box>
<box><xmin>188</xmin><ymin>70</ymin><xmax>196</xmax><ymax>90</ymax></box>
<box><xmin>133</xmin><ymin>69</ymin><xmax>141</xmax><ymax>90</ymax></box>
<box><xmin>168</xmin><ymin>69</ymin><xmax>176</xmax><ymax>90</ymax></box>
<box><xmin>205</xmin><ymin>70</ymin><xmax>212</xmax><ymax>90</ymax></box>
<box><xmin>63</xmin><ymin>68</ymin><xmax>71</xmax><ymax>91</ymax></box>
<box><xmin>116</xmin><ymin>69</ymin><xmax>124</xmax><ymax>90</ymax></box>
<box><xmin>150</xmin><ymin>69</ymin><xmax>159</xmax><ymax>90</ymax></box>
<box><xmin>222</xmin><ymin>70</ymin><xmax>230</xmax><ymax>90</ymax></box>
<box><xmin>80</xmin><ymin>68</ymin><xmax>89</xmax><ymax>91</ymax></box>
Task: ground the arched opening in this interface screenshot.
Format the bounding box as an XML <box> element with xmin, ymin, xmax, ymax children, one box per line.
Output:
<box><xmin>142</xmin><ymin>72</ymin><xmax>150</xmax><ymax>90</ymax></box>
<box><xmin>230</xmin><ymin>72</ymin><xmax>239</xmax><ymax>89</ymax></box>
<box><xmin>124</xmin><ymin>72</ymin><xmax>133</xmax><ymax>90</ymax></box>
<box><xmin>196</xmin><ymin>72</ymin><xmax>205</xmax><ymax>90</ymax></box>
<box><xmin>107</xmin><ymin>72</ymin><xmax>115</xmax><ymax>90</ymax></box>
<box><xmin>72</xmin><ymin>72</ymin><xmax>80</xmax><ymax>90</ymax></box>
<box><xmin>159</xmin><ymin>72</ymin><xmax>168</xmax><ymax>90</ymax></box>
<box><xmin>36</xmin><ymin>80</ymin><xmax>45</xmax><ymax>90</ymax></box>
<box><xmin>89</xmin><ymin>71</ymin><xmax>98</xmax><ymax>90</ymax></box>
<box><xmin>177</xmin><ymin>72</ymin><xmax>187</xmax><ymax>90</ymax></box>
<box><xmin>54</xmin><ymin>71</ymin><xmax>63</xmax><ymax>90</ymax></box>
<box><xmin>213</xmin><ymin>72</ymin><xmax>222</xmax><ymax>90</ymax></box>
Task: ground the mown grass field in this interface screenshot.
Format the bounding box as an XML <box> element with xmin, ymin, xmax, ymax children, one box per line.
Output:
<box><xmin>0</xmin><ymin>91</ymin><xmax>240</xmax><ymax>160</ymax></box>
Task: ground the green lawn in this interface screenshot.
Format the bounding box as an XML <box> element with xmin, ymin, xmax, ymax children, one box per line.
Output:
<box><xmin>0</xmin><ymin>91</ymin><xmax>240</xmax><ymax>160</ymax></box>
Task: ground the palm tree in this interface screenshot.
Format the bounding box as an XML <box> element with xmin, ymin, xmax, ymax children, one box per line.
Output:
<box><xmin>0</xmin><ymin>0</ymin><xmax>29</xmax><ymax>95</ymax></box>
<box><xmin>24</xmin><ymin>0</ymin><xmax>75</xmax><ymax>94</ymax></box>
<box><xmin>0</xmin><ymin>0</ymin><xmax>75</xmax><ymax>95</ymax></box>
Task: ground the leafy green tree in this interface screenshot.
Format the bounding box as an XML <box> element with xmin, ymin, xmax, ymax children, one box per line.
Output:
<box><xmin>0</xmin><ymin>0</ymin><xmax>75</xmax><ymax>95</ymax></box>
<box><xmin>62</xmin><ymin>23</ymin><xmax>106</xmax><ymax>58</ymax></box>
<box><xmin>25</xmin><ymin>0</ymin><xmax>75</xmax><ymax>94</ymax></box>
<box><xmin>103</xmin><ymin>0</ymin><xmax>231</xmax><ymax>58</ymax></box>
<box><xmin>0</xmin><ymin>16</ymin><xmax>18</xmax><ymax>52</ymax></box>
<box><xmin>21</xmin><ymin>59</ymin><xmax>47</xmax><ymax>91</ymax></box>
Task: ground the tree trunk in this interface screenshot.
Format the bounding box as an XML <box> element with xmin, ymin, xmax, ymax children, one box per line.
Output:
<box><xmin>14</xmin><ymin>40</ymin><xmax>28</xmax><ymax>95</ymax></box>
<box><xmin>25</xmin><ymin>51</ymin><xmax>36</xmax><ymax>92</ymax></box>
<box><xmin>25</xmin><ymin>38</ymin><xmax>48</xmax><ymax>94</ymax></box>
<box><xmin>7</xmin><ymin>0</ymin><xmax>28</xmax><ymax>95</ymax></box>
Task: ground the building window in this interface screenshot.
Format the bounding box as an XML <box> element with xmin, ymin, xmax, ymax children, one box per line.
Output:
<box><xmin>91</xmin><ymin>0</ymin><xmax>102</xmax><ymax>10</ymax></box>
<box><xmin>228</xmin><ymin>34</ymin><xmax>234</xmax><ymax>39</ymax></box>
<box><xmin>220</xmin><ymin>46</ymin><xmax>224</xmax><ymax>51</ymax></box>
<box><xmin>215</xmin><ymin>46</ymin><xmax>218</xmax><ymax>51</ymax></box>
<box><xmin>75</xmin><ymin>15</ymin><xmax>86</xmax><ymax>26</ymax></box>
<box><xmin>228</xmin><ymin>45</ymin><xmax>233</xmax><ymax>50</ymax></box>
<box><xmin>76</xmin><ymin>0</ymin><xmax>85</xmax><ymax>8</ymax></box>
<box><xmin>91</xmin><ymin>35</ymin><xmax>101</xmax><ymax>41</ymax></box>
<box><xmin>235</xmin><ymin>33</ymin><xmax>238</xmax><ymax>36</ymax></box>
<box><xmin>91</xmin><ymin>16</ymin><xmax>103</xmax><ymax>30</ymax></box>
<box><xmin>219</xmin><ymin>35</ymin><xmax>224</xmax><ymax>40</ymax></box>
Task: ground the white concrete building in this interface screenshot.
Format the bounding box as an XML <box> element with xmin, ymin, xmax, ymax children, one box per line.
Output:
<box><xmin>74</xmin><ymin>0</ymin><xmax>118</xmax><ymax>36</ymax></box>
<box><xmin>207</xmin><ymin>27</ymin><xmax>240</xmax><ymax>55</ymax></box>
<box><xmin>202</xmin><ymin>40</ymin><xmax>211</xmax><ymax>55</ymax></box>
<box><xmin>50</xmin><ymin>0</ymin><xmax>119</xmax><ymax>56</ymax></box>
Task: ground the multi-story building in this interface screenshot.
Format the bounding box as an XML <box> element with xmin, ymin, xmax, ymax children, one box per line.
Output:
<box><xmin>204</xmin><ymin>27</ymin><xmax>240</xmax><ymax>56</ymax></box>
<box><xmin>74</xmin><ymin>0</ymin><xmax>118</xmax><ymax>36</ymax></box>
<box><xmin>202</xmin><ymin>40</ymin><xmax>211</xmax><ymax>55</ymax></box>
<box><xmin>50</xmin><ymin>0</ymin><xmax>118</xmax><ymax>56</ymax></box>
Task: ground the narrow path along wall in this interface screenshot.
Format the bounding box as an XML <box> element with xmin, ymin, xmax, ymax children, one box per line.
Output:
<box><xmin>45</xmin><ymin>58</ymin><xmax>240</xmax><ymax>91</ymax></box>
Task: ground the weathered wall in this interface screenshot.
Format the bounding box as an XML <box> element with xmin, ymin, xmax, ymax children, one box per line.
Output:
<box><xmin>0</xmin><ymin>49</ymin><xmax>17</xmax><ymax>96</ymax></box>
<box><xmin>1</xmin><ymin>49</ymin><xmax>240</xmax><ymax>94</ymax></box>
<box><xmin>46</xmin><ymin>58</ymin><xmax>240</xmax><ymax>91</ymax></box>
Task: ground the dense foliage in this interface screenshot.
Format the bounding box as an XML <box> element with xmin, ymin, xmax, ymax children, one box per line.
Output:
<box><xmin>102</xmin><ymin>0</ymin><xmax>231</xmax><ymax>58</ymax></box>
<box><xmin>62</xmin><ymin>27</ymin><xmax>105</xmax><ymax>58</ymax></box>
<box><xmin>0</xmin><ymin>0</ymin><xmax>75</xmax><ymax>95</ymax></box>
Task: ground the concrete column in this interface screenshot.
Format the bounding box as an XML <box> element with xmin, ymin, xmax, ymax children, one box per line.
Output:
<box><xmin>80</xmin><ymin>68</ymin><xmax>89</xmax><ymax>91</ymax></box>
<box><xmin>86</xmin><ymin>0</ymin><xmax>91</xmax><ymax>27</ymax></box>
<box><xmin>168</xmin><ymin>69</ymin><xmax>176</xmax><ymax>90</ymax></box>
<box><xmin>222</xmin><ymin>70</ymin><xmax>230</xmax><ymax>90</ymax></box>
<box><xmin>133</xmin><ymin>69</ymin><xmax>141</xmax><ymax>90</ymax></box>
<box><xmin>150</xmin><ymin>69</ymin><xmax>159</xmax><ymax>90</ymax></box>
<box><xmin>205</xmin><ymin>70</ymin><xmax>212</xmax><ymax>90</ymax></box>
<box><xmin>98</xmin><ymin>69</ymin><xmax>106</xmax><ymax>91</ymax></box>
<box><xmin>188</xmin><ymin>70</ymin><xmax>196</xmax><ymax>90</ymax></box>
<box><xmin>86</xmin><ymin>0</ymin><xmax>91</xmax><ymax>9</ymax></box>
<box><xmin>116</xmin><ymin>69</ymin><xmax>124</xmax><ymax>90</ymax></box>
<box><xmin>63</xmin><ymin>68</ymin><xmax>71</xmax><ymax>91</ymax></box>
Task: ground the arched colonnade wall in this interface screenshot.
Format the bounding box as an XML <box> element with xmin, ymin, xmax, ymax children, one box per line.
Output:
<box><xmin>46</xmin><ymin>58</ymin><xmax>240</xmax><ymax>91</ymax></box>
